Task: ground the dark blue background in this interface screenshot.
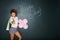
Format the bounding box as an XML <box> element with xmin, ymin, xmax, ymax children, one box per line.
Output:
<box><xmin>0</xmin><ymin>0</ymin><xmax>60</xmax><ymax>40</ymax></box>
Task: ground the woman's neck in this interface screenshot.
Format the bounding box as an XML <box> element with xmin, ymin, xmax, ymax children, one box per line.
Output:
<box><xmin>11</xmin><ymin>16</ymin><xmax>16</xmax><ymax>17</ymax></box>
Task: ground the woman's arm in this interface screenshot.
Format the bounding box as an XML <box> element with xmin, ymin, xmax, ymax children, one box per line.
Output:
<box><xmin>9</xmin><ymin>17</ymin><xmax>15</xmax><ymax>24</ymax></box>
<box><xmin>11</xmin><ymin>18</ymin><xmax>16</xmax><ymax>24</ymax></box>
<box><xmin>15</xmin><ymin>17</ymin><xmax>18</xmax><ymax>24</ymax></box>
<box><xmin>9</xmin><ymin>17</ymin><xmax>18</xmax><ymax>24</ymax></box>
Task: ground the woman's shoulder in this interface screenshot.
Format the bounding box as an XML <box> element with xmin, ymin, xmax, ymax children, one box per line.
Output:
<box><xmin>10</xmin><ymin>16</ymin><xmax>18</xmax><ymax>19</ymax></box>
<box><xmin>15</xmin><ymin>16</ymin><xmax>18</xmax><ymax>18</ymax></box>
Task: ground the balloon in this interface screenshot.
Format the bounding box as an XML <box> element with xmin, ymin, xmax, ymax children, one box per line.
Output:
<box><xmin>18</xmin><ymin>19</ymin><xmax>28</xmax><ymax>29</ymax></box>
<box><xmin>23</xmin><ymin>24</ymin><xmax>28</xmax><ymax>29</ymax></box>
<box><xmin>23</xmin><ymin>19</ymin><xmax>28</xmax><ymax>23</ymax></box>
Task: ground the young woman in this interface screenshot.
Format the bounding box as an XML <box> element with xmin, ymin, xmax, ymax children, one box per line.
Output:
<box><xmin>7</xmin><ymin>9</ymin><xmax>22</xmax><ymax>40</ymax></box>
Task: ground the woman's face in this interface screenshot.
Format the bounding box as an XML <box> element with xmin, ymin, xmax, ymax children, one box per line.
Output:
<box><xmin>11</xmin><ymin>12</ymin><xmax>16</xmax><ymax>17</ymax></box>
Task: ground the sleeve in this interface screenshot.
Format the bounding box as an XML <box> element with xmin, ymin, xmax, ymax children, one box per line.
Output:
<box><xmin>15</xmin><ymin>17</ymin><xmax>18</xmax><ymax>24</ymax></box>
<box><xmin>9</xmin><ymin>17</ymin><xmax>13</xmax><ymax>24</ymax></box>
<box><xmin>6</xmin><ymin>18</ymin><xmax>11</xmax><ymax>31</ymax></box>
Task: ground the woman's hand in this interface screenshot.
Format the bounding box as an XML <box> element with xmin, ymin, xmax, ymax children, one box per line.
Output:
<box><xmin>11</xmin><ymin>18</ymin><xmax>15</xmax><ymax>24</ymax></box>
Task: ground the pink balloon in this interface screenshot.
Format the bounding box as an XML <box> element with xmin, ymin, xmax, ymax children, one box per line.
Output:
<box><xmin>19</xmin><ymin>24</ymin><xmax>23</xmax><ymax>28</ymax></box>
<box><xmin>18</xmin><ymin>19</ymin><xmax>28</xmax><ymax>29</ymax></box>
<box><xmin>23</xmin><ymin>24</ymin><xmax>28</xmax><ymax>29</ymax></box>
<box><xmin>23</xmin><ymin>19</ymin><xmax>28</xmax><ymax>23</ymax></box>
<box><xmin>18</xmin><ymin>19</ymin><xmax>22</xmax><ymax>23</ymax></box>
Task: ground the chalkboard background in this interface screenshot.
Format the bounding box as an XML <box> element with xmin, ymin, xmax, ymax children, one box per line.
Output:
<box><xmin>0</xmin><ymin>0</ymin><xmax>60</xmax><ymax>40</ymax></box>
